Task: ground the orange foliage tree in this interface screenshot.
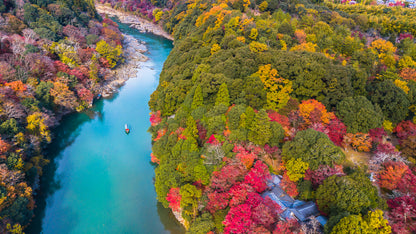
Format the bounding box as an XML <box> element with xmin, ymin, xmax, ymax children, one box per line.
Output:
<box><xmin>50</xmin><ymin>81</ymin><xmax>78</xmax><ymax>110</ymax></box>
<box><xmin>377</xmin><ymin>161</ymin><xmax>408</xmax><ymax>190</ymax></box>
<box><xmin>5</xmin><ymin>81</ymin><xmax>26</xmax><ymax>93</ymax></box>
<box><xmin>344</xmin><ymin>133</ymin><xmax>372</xmax><ymax>152</ymax></box>
<box><xmin>400</xmin><ymin>67</ymin><xmax>416</xmax><ymax>81</ymax></box>
<box><xmin>298</xmin><ymin>99</ymin><xmax>333</xmax><ymax>126</ymax></box>
<box><xmin>280</xmin><ymin>172</ymin><xmax>298</xmax><ymax>197</ymax></box>
<box><xmin>0</xmin><ymin>138</ymin><xmax>11</xmax><ymax>155</ymax></box>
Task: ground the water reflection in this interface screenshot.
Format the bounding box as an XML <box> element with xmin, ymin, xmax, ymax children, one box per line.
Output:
<box><xmin>27</xmin><ymin>100</ymin><xmax>105</xmax><ymax>234</ymax></box>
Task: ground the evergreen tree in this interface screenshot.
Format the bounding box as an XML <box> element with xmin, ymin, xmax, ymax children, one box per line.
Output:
<box><xmin>215</xmin><ymin>83</ymin><xmax>230</xmax><ymax>106</ymax></box>
<box><xmin>248</xmin><ymin>109</ymin><xmax>272</xmax><ymax>146</ymax></box>
<box><xmin>192</xmin><ymin>85</ymin><xmax>204</xmax><ymax>110</ymax></box>
<box><xmin>184</xmin><ymin>116</ymin><xmax>199</xmax><ymax>140</ymax></box>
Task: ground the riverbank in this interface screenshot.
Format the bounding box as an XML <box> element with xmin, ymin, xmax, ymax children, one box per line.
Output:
<box><xmin>26</xmin><ymin>22</ymin><xmax>181</xmax><ymax>234</ymax></box>
<box><xmin>96</xmin><ymin>4</ymin><xmax>174</xmax><ymax>41</ymax></box>
<box><xmin>100</xmin><ymin>34</ymin><xmax>149</xmax><ymax>98</ymax></box>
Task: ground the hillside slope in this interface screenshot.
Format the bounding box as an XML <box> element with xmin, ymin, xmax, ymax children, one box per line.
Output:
<box><xmin>140</xmin><ymin>0</ymin><xmax>416</xmax><ymax>232</ymax></box>
<box><xmin>0</xmin><ymin>0</ymin><xmax>125</xmax><ymax>231</ymax></box>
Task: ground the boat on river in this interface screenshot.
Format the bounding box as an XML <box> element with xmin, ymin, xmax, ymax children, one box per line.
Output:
<box><xmin>125</xmin><ymin>124</ymin><xmax>130</xmax><ymax>134</ymax></box>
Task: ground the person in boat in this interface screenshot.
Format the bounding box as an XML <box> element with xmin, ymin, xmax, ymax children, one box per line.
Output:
<box><xmin>125</xmin><ymin>124</ymin><xmax>130</xmax><ymax>134</ymax></box>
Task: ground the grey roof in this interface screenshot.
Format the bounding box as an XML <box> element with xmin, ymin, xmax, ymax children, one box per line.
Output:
<box><xmin>292</xmin><ymin>201</ymin><xmax>320</xmax><ymax>222</ymax></box>
<box><xmin>267</xmin><ymin>174</ymin><xmax>281</xmax><ymax>187</ymax></box>
<box><xmin>263</xmin><ymin>186</ymin><xmax>295</xmax><ymax>209</ymax></box>
<box><xmin>263</xmin><ymin>174</ymin><xmax>326</xmax><ymax>225</ymax></box>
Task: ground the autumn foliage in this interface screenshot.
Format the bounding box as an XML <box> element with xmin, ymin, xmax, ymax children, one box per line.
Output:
<box><xmin>377</xmin><ymin>161</ymin><xmax>408</xmax><ymax>190</ymax></box>
<box><xmin>150</xmin><ymin>111</ymin><xmax>162</xmax><ymax>126</ymax></box>
<box><xmin>298</xmin><ymin>99</ymin><xmax>333</xmax><ymax>126</ymax></box>
<box><xmin>166</xmin><ymin>187</ymin><xmax>182</xmax><ymax>212</ymax></box>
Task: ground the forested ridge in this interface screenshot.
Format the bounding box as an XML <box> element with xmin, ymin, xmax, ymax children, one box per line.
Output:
<box><xmin>2</xmin><ymin>0</ymin><xmax>416</xmax><ymax>232</ymax></box>
<box><xmin>117</xmin><ymin>0</ymin><xmax>416</xmax><ymax>232</ymax></box>
<box><xmin>0</xmin><ymin>0</ymin><xmax>125</xmax><ymax>232</ymax></box>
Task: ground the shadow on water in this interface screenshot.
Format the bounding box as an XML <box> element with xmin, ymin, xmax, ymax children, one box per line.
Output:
<box><xmin>27</xmin><ymin>19</ymin><xmax>183</xmax><ymax>234</ymax></box>
<box><xmin>26</xmin><ymin>99</ymin><xmax>106</xmax><ymax>234</ymax></box>
<box><xmin>115</xmin><ymin>19</ymin><xmax>186</xmax><ymax>234</ymax></box>
<box><xmin>157</xmin><ymin>203</ymin><xmax>186</xmax><ymax>234</ymax></box>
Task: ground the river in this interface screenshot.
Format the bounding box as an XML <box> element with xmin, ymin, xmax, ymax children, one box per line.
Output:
<box><xmin>27</xmin><ymin>23</ymin><xmax>184</xmax><ymax>234</ymax></box>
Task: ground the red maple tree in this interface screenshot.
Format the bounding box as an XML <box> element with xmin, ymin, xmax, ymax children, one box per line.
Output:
<box><xmin>166</xmin><ymin>187</ymin><xmax>181</xmax><ymax>212</ymax></box>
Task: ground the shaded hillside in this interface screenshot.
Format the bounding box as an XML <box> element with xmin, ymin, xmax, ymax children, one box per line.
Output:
<box><xmin>0</xmin><ymin>0</ymin><xmax>124</xmax><ymax>231</ymax></box>
<box><xmin>138</xmin><ymin>0</ymin><xmax>416</xmax><ymax>232</ymax></box>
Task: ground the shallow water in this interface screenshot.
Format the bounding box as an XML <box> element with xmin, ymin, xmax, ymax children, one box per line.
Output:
<box><xmin>27</xmin><ymin>23</ymin><xmax>184</xmax><ymax>234</ymax></box>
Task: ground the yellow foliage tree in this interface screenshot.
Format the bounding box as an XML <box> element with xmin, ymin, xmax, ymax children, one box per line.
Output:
<box><xmin>26</xmin><ymin>112</ymin><xmax>51</xmax><ymax>142</ymax></box>
<box><xmin>236</xmin><ymin>36</ymin><xmax>245</xmax><ymax>43</ymax></box>
<box><xmin>259</xmin><ymin>1</ymin><xmax>268</xmax><ymax>12</ymax></box>
<box><xmin>249</xmin><ymin>41</ymin><xmax>268</xmax><ymax>53</ymax></box>
<box><xmin>383</xmin><ymin>120</ymin><xmax>394</xmax><ymax>132</ymax></box>
<box><xmin>95</xmin><ymin>40</ymin><xmax>123</xmax><ymax>68</ymax></box>
<box><xmin>211</xmin><ymin>43</ymin><xmax>221</xmax><ymax>55</ymax></box>
<box><xmin>255</xmin><ymin>64</ymin><xmax>293</xmax><ymax>111</ymax></box>
<box><xmin>285</xmin><ymin>158</ymin><xmax>309</xmax><ymax>182</ymax></box>
<box><xmin>243</xmin><ymin>0</ymin><xmax>250</xmax><ymax>8</ymax></box>
<box><xmin>153</xmin><ymin>9</ymin><xmax>163</xmax><ymax>23</ymax></box>
<box><xmin>249</xmin><ymin>28</ymin><xmax>258</xmax><ymax>40</ymax></box>
<box><xmin>398</xmin><ymin>55</ymin><xmax>416</xmax><ymax>69</ymax></box>
<box><xmin>365</xmin><ymin>210</ymin><xmax>391</xmax><ymax>234</ymax></box>
<box><xmin>290</xmin><ymin>42</ymin><xmax>317</xmax><ymax>52</ymax></box>
<box><xmin>394</xmin><ymin>79</ymin><xmax>409</xmax><ymax>94</ymax></box>
<box><xmin>370</xmin><ymin>39</ymin><xmax>397</xmax><ymax>68</ymax></box>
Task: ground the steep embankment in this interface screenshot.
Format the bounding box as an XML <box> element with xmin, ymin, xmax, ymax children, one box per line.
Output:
<box><xmin>100</xmin><ymin>34</ymin><xmax>148</xmax><ymax>98</ymax></box>
<box><xmin>0</xmin><ymin>0</ymin><xmax>147</xmax><ymax>232</ymax></box>
<box><xmin>96</xmin><ymin>4</ymin><xmax>174</xmax><ymax>41</ymax></box>
<box><xmin>142</xmin><ymin>0</ymin><xmax>416</xmax><ymax>233</ymax></box>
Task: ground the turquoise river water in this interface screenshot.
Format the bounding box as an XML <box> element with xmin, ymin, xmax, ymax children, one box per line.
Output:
<box><xmin>27</xmin><ymin>23</ymin><xmax>185</xmax><ymax>233</ymax></box>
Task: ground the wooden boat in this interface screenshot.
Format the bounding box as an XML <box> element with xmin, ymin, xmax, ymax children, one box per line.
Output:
<box><xmin>125</xmin><ymin>124</ymin><xmax>130</xmax><ymax>134</ymax></box>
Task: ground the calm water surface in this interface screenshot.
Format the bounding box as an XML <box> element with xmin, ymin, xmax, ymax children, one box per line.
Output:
<box><xmin>27</xmin><ymin>23</ymin><xmax>184</xmax><ymax>234</ymax></box>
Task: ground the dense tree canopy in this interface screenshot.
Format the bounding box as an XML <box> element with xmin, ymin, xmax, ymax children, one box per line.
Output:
<box><xmin>282</xmin><ymin>128</ymin><xmax>345</xmax><ymax>170</ymax></box>
<box><xmin>316</xmin><ymin>172</ymin><xmax>386</xmax><ymax>216</ymax></box>
<box><xmin>336</xmin><ymin>96</ymin><xmax>384</xmax><ymax>133</ymax></box>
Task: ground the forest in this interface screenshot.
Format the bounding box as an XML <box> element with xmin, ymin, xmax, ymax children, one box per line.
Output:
<box><xmin>2</xmin><ymin>0</ymin><xmax>416</xmax><ymax>232</ymax></box>
<box><xmin>0</xmin><ymin>0</ymin><xmax>124</xmax><ymax>232</ymax></box>
<box><xmin>119</xmin><ymin>0</ymin><xmax>416</xmax><ymax>232</ymax></box>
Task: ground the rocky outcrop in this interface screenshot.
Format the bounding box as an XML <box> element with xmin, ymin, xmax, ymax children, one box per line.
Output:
<box><xmin>101</xmin><ymin>34</ymin><xmax>149</xmax><ymax>98</ymax></box>
<box><xmin>95</xmin><ymin>4</ymin><xmax>174</xmax><ymax>41</ymax></box>
<box><xmin>172</xmin><ymin>209</ymin><xmax>189</xmax><ymax>229</ymax></box>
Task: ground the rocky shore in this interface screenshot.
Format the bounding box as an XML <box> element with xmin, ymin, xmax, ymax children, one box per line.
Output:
<box><xmin>100</xmin><ymin>34</ymin><xmax>149</xmax><ymax>98</ymax></box>
<box><xmin>96</xmin><ymin>4</ymin><xmax>174</xmax><ymax>41</ymax></box>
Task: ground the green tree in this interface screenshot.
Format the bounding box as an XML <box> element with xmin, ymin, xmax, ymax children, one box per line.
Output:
<box><xmin>269</xmin><ymin>121</ymin><xmax>285</xmax><ymax>147</ymax></box>
<box><xmin>330</xmin><ymin>214</ymin><xmax>369</xmax><ymax>234</ymax></box>
<box><xmin>367</xmin><ymin>80</ymin><xmax>410</xmax><ymax>123</ymax></box>
<box><xmin>215</xmin><ymin>83</ymin><xmax>230</xmax><ymax>106</ymax></box>
<box><xmin>331</xmin><ymin>210</ymin><xmax>391</xmax><ymax>234</ymax></box>
<box><xmin>184</xmin><ymin>116</ymin><xmax>198</xmax><ymax>139</ymax></box>
<box><xmin>188</xmin><ymin>213</ymin><xmax>215</xmax><ymax>234</ymax></box>
<box><xmin>0</xmin><ymin>118</ymin><xmax>20</xmax><ymax>138</ymax></box>
<box><xmin>316</xmin><ymin>173</ymin><xmax>385</xmax><ymax>216</ymax></box>
<box><xmin>35</xmin><ymin>81</ymin><xmax>54</xmax><ymax>108</ymax></box>
<box><xmin>227</xmin><ymin>105</ymin><xmax>246</xmax><ymax>130</ymax></box>
<box><xmin>191</xmin><ymin>86</ymin><xmax>204</xmax><ymax>110</ymax></box>
<box><xmin>248</xmin><ymin>109</ymin><xmax>272</xmax><ymax>146</ymax></box>
<box><xmin>180</xmin><ymin>184</ymin><xmax>202</xmax><ymax>220</ymax></box>
<box><xmin>336</xmin><ymin>96</ymin><xmax>384</xmax><ymax>133</ymax></box>
<box><xmin>243</xmin><ymin>76</ymin><xmax>267</xmax><ymax>110</ymax></box>
<box><xmin>282</xmin><ymin>129</ymin><xmax>345</xmax><ymax>170</ymax></box>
